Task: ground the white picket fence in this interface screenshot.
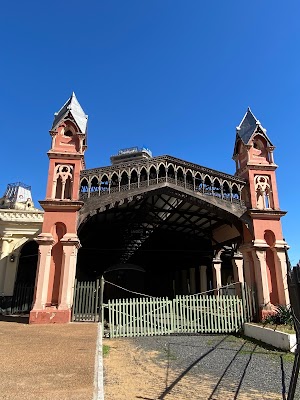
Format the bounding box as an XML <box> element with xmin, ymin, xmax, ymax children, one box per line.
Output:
<box><xmin>106</xmin><ymin>293</ymin><xmax>248</xmax><ymax>338</ymax></box>
<box><xmin>72</xmin><ymin>280</ymin><xmax>256</xmax><ymax>337</ymax></box>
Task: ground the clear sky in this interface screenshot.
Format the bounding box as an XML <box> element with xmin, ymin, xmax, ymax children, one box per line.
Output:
<box><xmin>0</xmin><ymin>1</ymin><xmax>299</xmax><ymax>263</ymax></box>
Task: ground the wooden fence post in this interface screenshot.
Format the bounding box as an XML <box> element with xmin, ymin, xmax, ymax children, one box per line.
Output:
<box><xmin>100</xmin><ymin>276</ymin><xmax>105</xmax><ymax>323</ymax></box>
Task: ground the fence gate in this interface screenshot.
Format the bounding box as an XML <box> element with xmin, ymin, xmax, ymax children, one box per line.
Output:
<box><xmin>0</xmin><ymin>284</ymin><xmax>34</xmax><ymax>315</ymax></box>
<box><xmin>173</xmin><ymin>294</ymin><xmax>244</xmax><ymax>334</ymax></box>
<box><xmin>72</xmin><ymin>279</ymin><xmax>101</xmax><ymax>322</ymax></box>
<box><xmin>105</xmin><ymin>283</ymin><xmax>256</xmax><ymax>338</ymax></box>
<box><xmin>72</xmin><ymin>281</ymin><xmax>256</xmax><ymax>336</ymax></box>
<box><xmin>107</xmin><ymin>297</ymin><xmax>174</xmax><ymax>338</ymax></box>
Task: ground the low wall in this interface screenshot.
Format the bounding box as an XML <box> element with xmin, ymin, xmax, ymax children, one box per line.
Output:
<box><xmin>244</xmin><ymin>323</ymin><xmax>297</xmax><ymax>353</ymax></box>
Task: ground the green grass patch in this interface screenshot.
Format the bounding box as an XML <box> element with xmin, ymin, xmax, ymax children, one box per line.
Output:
<box><xmin>103</xmin><ymin>344</ymin><xmax>110</xmax><ymax>357</ymax></box>
<box><xmin>255</xmin><ymin>323</ymin><xmax>295</xmax><ymax>334</ymax></box>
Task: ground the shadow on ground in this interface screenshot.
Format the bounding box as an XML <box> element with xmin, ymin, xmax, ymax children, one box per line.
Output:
<box><xmin>136</xmin><ymin>334</ymin><xmax>289</xmax><ymax>400</ymax></box>
<box><xmin>0</xmin><ymin>314</ymin><xmax>29</xmax><ymax>324</ymax></box>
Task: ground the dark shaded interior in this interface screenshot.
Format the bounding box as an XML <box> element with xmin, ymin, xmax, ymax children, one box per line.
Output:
<box><xmin>14</xmin><ymin>240</ymin><xmax>38</xmax><ymax>287</ymax></box>
<box><xmin>77</xmin><ymin>191</ymin><xmax>238</xmax><ymax>300</ymax></box>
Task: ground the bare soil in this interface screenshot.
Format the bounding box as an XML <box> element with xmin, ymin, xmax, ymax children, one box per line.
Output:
<box><xmin>103</xmin><ymin>338</ymin><xmax>280</xmax><ymax>400</ymax></box>
<box><xmin>0</xmin><ymin>320</ymin><xmax>97</xmax><ymax>400</ymax></box>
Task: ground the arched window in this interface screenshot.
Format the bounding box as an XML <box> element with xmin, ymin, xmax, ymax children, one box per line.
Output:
<box><xmin>195</xmin><ymin>173</ymin><xmax>203</xmax><ymax>191</ymax></box>
<box><xmin>232</xmin><ymin>184</ymin><xmax>239</xmax><ymax>201</ymax></box>
<box><xmin>212</xmin><ymin>179</ymin><xmax>221</xmax><ymax>197</ymax></box>
<box><xmin>158</xmin><ymin>164</ymin><xmax>166</xmax><ymax>179</ymax></box>
<box><xmin>149</xmin><ymin>166</ymin><xmax>157</xmax><ymax>182</ymax></box>
<box><xmin>255</xmin><ymin>175</ymin><xmax>273</xmax><ymax>209</ymax></box>
<box><xmin>100</xmin><ymin>175</ymin><xmax>109</xmax><ymax>192</ymax></box>
<box><xmin>120</xmin><ymin>171</ymin><xmax>129</xmax><ymax>186</ymax></box>
<box><xmin>55</xmin><ymin>176</ymin><xmax>63</xmax><ymax>199</ymax></box>
<box><xmin>90</xmin><ymin>177</ymin><xmax>99</xmax><ymax>193</ymax></box>
<box><xmin>130</xmin><ymin>170</ymin><xmax>138</xmax><ymax>184</ymax></box>
<box><xmin>110</xmin><ymin>173</ymin><xmax>119</xmax><ymax>191</ymax></box>
<box><xmin>167</xmin><ymin>165</ymin><xmax>175</xmax><ymax>181</ymax></box>
<box><xmin>177</xmin><ymin>168</ymin><xmax>184</xmax><ymax>186</ymax></box>
<box><xmin>186</xmin><ymin>171</ymin><xmax>193</xmax><ymax>188</ymax></box>
<box><xmin>223</xmin><ymin>181</ymin><xmax>230</xmax><ymax>200</ymax></box>
<box><xmin>80</xmin><ymin>178</ymin><xmax>89</xmax><ymax>193</ymax></box>
<box><xmin>204</xmin><ymin>176</ymin><xmax>212</xmax><ymax>194</ymax></box>
<box><xmin>54</xmin><ymin>164</ymin><xmax>73</xmax><ymax>200</ymax></box>
<box><xmin>140</xmin><ymin>167</ymin><xmax>147</xmax><ymax>183</ymax></box>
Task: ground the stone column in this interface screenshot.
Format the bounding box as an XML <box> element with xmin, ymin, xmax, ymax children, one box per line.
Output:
<box><xmin>240</xmin><ymin>248</ymin><xmax>252</xmax><ymax>287</ymax></box>
<box><xmin>199</xmin><ymin>265</ymin><xmax>207</xmax><ymax>293</ymax></box>
<box><xmin>232</xmin><ymin>252</ymin><xmax>244</xmax><ymax>296</ymax></box>
<box><xmin>189</xmin><ymin>267</ymin><xmax>196</xmax><ymax>294</ymax></box>
<box><xmin>0</xmin><ymin>238</ymin><xmax>12</xmax><ymax>294</ymax></box>
<box><xmin>212</xmin><ymin>258</ymin><xmax>222</xmax><ymax>294</ymax></box>
<box><xmin>30</xmin><ymin>233</ymin><xmax>55</xmax><ymax>311</ymax></box>
<box><xmin>252</xmin><ymin>249</ymin><xmax>271</xmax><ymax>309</ymax></box>
<box><xmin>3</xmin><ymin>248</ymin><xmax>19</xmax><ymax>296</ymax></box>
<box><xmin>273</xmin><ymin>248</ymin><xmax>290</xmax><ymax>306</ymax></box>
<box><xmin>58</xmin><ymin>234</ymin><xmax>81</xmax><ymax>311</ymax></box>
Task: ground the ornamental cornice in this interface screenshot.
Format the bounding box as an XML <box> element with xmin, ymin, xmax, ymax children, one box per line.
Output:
<box><xmin>39</xmin><ymin>200</ymin><xmax>84</xmax><ymax>212</ymax></box>
<box><xmin>248</xmin><ymin>209</ymin><xmax>287</xmax><ymax>218</ymax></box>
<box><xmin>80</xmin><ymin>155</ymin><xmax>246</xmax><ymax>185</ymax></box>
<box><xmin>246</xmin><ymin>163</ymin><xmax>278</xmax><ymax>172</ymax></box>
<box><xmin>47</xmin><ymin>151</ymin><xmax>84</xmax><ymax>160</ymax></box>
<box><xmin>0</xmin><ymin>209</ymin><xmax>44</xmax><ymax>222</ymax></box>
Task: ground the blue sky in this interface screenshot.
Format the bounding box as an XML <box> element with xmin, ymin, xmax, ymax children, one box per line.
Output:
<box><xmin>0</xmin><ymin>1</ymin><xmax>299</xmax><ymax>263</ymax></box>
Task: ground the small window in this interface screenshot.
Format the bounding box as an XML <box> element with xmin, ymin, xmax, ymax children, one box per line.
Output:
<box><xmin>64</xmin><ymin>130</ymin><xmax>73</xmax><ymax>137</ymax></box>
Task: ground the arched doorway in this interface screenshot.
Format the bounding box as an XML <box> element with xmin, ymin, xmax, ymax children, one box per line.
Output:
<box><xmin>12</xmin><ymin>240</ymin><xmax>38</xmax><ymax>314</ymax></box>
<box><xmin>76</xmin><ymin>187</ymin><xmax>244</xmax><ymax>301</ymax></box>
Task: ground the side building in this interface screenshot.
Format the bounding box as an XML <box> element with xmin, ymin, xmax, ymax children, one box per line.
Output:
<box><xmin>0</xmin><ymin>183</ymin><xmax>43</xmax><ymax>311</ymax></box>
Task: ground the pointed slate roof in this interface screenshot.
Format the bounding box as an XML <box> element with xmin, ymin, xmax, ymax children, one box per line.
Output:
<box><xmin>236</xmin><ymin>107</ymin><xmax>272</xmax><ymax>146</ymax></box>
<box><xmin>51</xmin><ymin>92</ymin><xmax>88</xmax><ymax>133</ymax></box>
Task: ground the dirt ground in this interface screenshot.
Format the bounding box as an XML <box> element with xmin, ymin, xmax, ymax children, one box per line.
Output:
<box><xmin>0</xmin><ymin>319</ymin><xmax>97</xmax><ymax>400</ymax></box>
<box><xmin>103</xmin><ymin>337</ymin><xmax>282</xmax><ymax>400</ymax></box>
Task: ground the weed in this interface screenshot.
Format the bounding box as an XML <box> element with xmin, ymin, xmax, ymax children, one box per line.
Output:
<box><xmin>103</xmin><ymin>344</ymin><xmax>110</xmax><ymax>357</ymax></box>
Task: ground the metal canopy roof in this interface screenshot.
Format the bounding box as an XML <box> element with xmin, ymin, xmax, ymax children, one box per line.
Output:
<box><xmin>81</xmin><ymin>191</ymin><xmax>237</xmax><ymax>264</ymax></box>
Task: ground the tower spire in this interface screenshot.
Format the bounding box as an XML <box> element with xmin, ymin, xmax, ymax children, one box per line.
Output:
<box><xmin>52</xmin><ymin>92</ymin><xmax>88</xmax><ymax>134</ymax></box>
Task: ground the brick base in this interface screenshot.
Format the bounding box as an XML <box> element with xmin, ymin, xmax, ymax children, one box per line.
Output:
<box><xmin>29</xmin><ymin>307</ymin><xmax>71</xmax><ymax>324</ymax></box>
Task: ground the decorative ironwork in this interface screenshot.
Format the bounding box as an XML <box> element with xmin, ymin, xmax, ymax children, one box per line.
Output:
<box><xmin>79</xmin><ymin>155</ymin><xmax>246</xmax><ymax>206</ymax></box>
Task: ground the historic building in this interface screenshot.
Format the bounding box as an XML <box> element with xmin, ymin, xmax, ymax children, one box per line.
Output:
<box><xmin>0</xmin><ymin>183</ymin><xmax>43</xmax><ymax>307</ymax></box>
<box><xmin>0</xmin><ymin>93</ymin><xmax>290</xmax><ymax>323</ymax></box>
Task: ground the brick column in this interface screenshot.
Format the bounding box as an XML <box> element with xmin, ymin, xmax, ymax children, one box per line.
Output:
<box><xmin>58</xmin><ymin>234</ymin><xmax>81</xmax><ymax>311</ymax></box>
<box><xmin>30</xmin><ymin>233</ymin><xmax>55</xmax><ymax>312</ymax></box>
<box><xmin>272</xmin><ymin>246</ymin><xmax>290</xmax><ymax>306</ymax></box>
<box><xmin>252</xmin><ymin>248</ymin><xmax>271</xmax><ymax>309</ymax></box>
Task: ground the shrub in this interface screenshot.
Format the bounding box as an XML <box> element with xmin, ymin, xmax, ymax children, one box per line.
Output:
<box><xmin>263</xmin><ymin>305</ymin><xmax>294</xmax><ymax>328</ymax></box>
